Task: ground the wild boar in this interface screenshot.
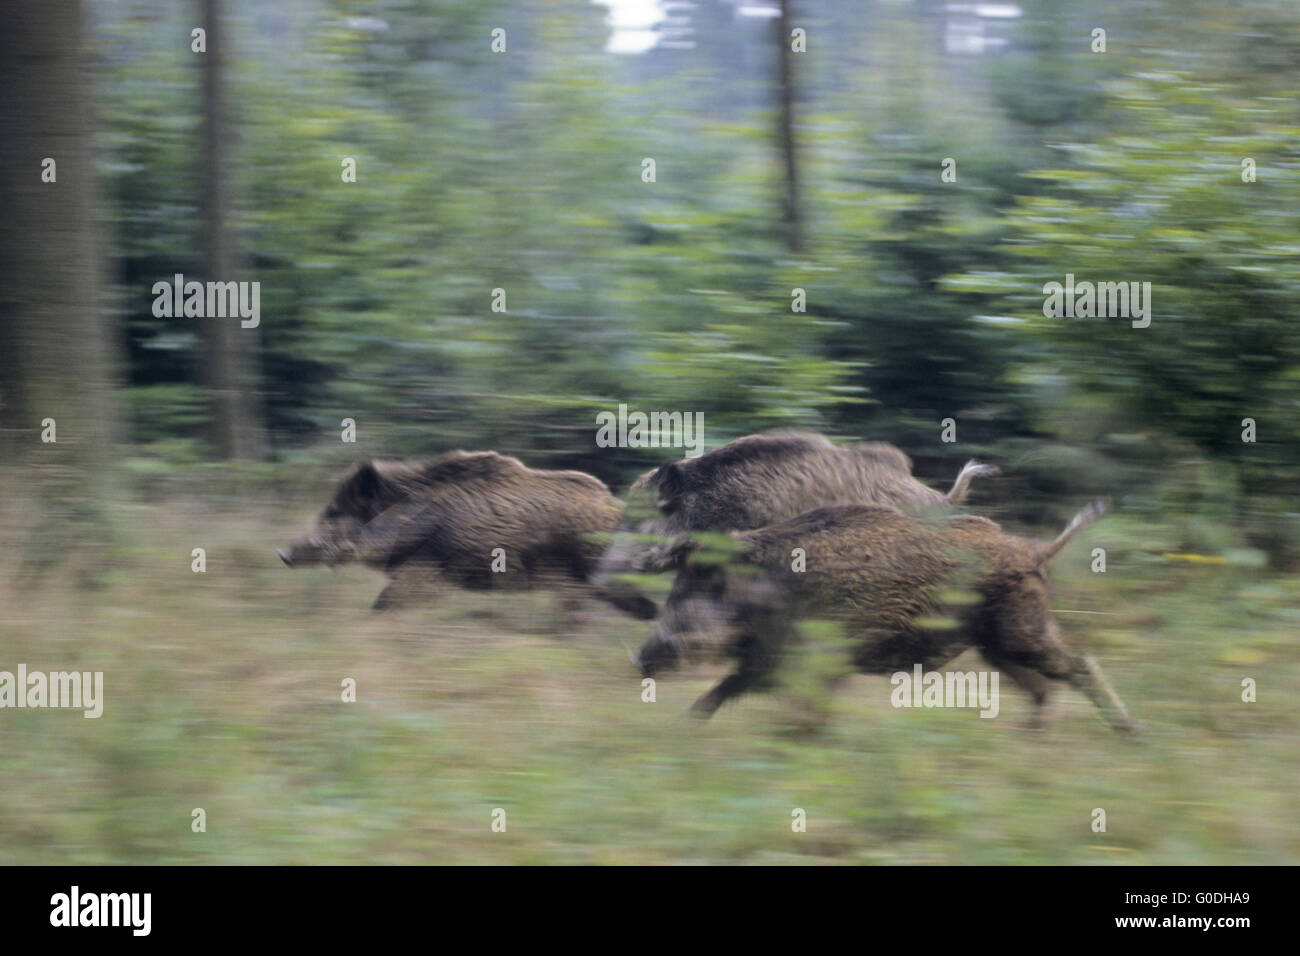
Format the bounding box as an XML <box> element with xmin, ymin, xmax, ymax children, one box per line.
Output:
<box><xmin>595</xmin><ymin>430</ymin><xmax>997</xmax><ymax>619</ymax></box>
<box><xmin>635</xmin><ymin>500</ymin><xmax>1136</xmax><ymax>733</ymax></box>
<box><xmin>279</xmin><ymin>451</ymin><xmax>623</xmax><ymax>610</ymax></box>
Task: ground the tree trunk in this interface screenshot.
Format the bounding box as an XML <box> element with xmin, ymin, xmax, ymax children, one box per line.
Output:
<box><xmin>201</xmin><ymin>0</ymin><xmax>267</xmax><ymax>459</ymax></box>
<box><xmin>0</xmin><ymin>0</ymin><xmax>118</xmax><ymax>478</ymax></box>
<box><xmin>775</xmin><ymin>0</ymin><xmax>801</xmax><ymax>253</ymax></box>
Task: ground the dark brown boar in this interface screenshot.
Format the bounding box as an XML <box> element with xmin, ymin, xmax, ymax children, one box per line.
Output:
<box><xmin>636</xmin><ymin>500</ymin><xmax>1136</xmax><ymax>733</ymax></box>
<box><xmin>595</xmin><ymin>430</ymin><xmax>997</xmax><ymax>618</ymax></box>
<box><xmin>279</xmin><ymin>451</ymin><xmax>623</xmax><ymax>610</ymax></box>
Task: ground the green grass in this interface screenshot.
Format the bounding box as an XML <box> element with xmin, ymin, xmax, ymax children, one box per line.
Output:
<box><xmin>1</xmin><ymin>494</ymin><xmax>1297</xmax><ymax>864</ymax></box>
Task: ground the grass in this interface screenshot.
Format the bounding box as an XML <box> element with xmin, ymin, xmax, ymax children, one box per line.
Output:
<box><xmin>1</xmin><ymin>488</ymin><xmax>1297</xmax><ymax>864</ymax></box>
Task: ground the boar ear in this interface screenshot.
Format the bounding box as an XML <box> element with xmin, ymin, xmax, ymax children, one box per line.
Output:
<box><xmin>350</xmin><ymin>461</ymin><xmax>384</xmax><ymax>505</ymax></box>
<box><xmin>1037</xmin><ymin>499</ymin><xmax>1106</xmax><ymax>567</ymax></box>
<box><xmin>653</xmin><ymin>462</ymin><xmax>686</xmax><ymax>513</ymax></box>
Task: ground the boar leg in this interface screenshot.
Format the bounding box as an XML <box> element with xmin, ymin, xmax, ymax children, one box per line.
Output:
<box><xmin>985</xmin><ymin>640</ymin><xmax>1137</xmax><ymax>733</ymax></box>
<box><xmin>595</xmin><ymin>581</ymin><xmax>661</xmax><ymax>620</ymax></box>
<box><xmin>1067</xmin><ymin>653</ymin><xmax>1138</xmax><ymax>734</ymax></box>
<box><xmin>372</xmin><ymin>563</ymin><xmax>441</xmax><ymax>611</ymax></box>
<box><xmin>978</xmin><ymin>652</ymin><xmax>1059</xmax><ymax>728</ymax></box>
<box><xmin>690</xmin><ymin>671</ymin><xmax>756</xmax><ymax>718</ymax></box>
<box><xmin>689</xmin><ymin>624</ymin><xmax>790</xmax><ymax>718</ymax></box>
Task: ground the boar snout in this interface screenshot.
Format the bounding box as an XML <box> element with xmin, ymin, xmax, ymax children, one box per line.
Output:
<box><xmin>635</xmin><ymin>628</ymin><xmax>684</xmax><ymax>677</ymax></box>
<box><xmin>280</xmin><ymin>535</ymin><xmax>346</xmax><ymax>568</ymax></box>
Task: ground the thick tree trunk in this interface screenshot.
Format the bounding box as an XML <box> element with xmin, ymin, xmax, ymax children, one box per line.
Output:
<box><xmin>200</xmin><ymin>0</ymin><xmax>267</xmax><ymax>459</ymax></box>
<box><xmin>0</xmin><ymin>0</ymin><xmax>118</xmax><ymax>476</ymax></box>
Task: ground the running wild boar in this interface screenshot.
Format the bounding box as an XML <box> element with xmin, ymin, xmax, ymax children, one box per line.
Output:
<box><xmin>636</xmin><ymin>500</ymin><xmax>1136</xmax><ymax>733</ymax></box>
<box><xmin>280</xmin><ymin>451</ymin><xmax>622</xmax><ymax>610</ymax></box>
<box><xmin>595</xmin><ymin>430</ymin><xmax>997</xmax><ymax>619</ymax></box>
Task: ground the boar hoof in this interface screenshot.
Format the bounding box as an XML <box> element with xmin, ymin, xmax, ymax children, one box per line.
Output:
<box><xmin>278</xmin><ymin>549</ymin><xmax>294</xmax><ymax>567</ymax></box>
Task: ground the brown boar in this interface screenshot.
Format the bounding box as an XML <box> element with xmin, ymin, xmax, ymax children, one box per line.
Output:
<box><xmin>279</xmin><ymin>451</ymin><xmax>623</xmax><ymax>610</ymax></box>
<box><xmin>636</xmin><ymin>500</ymin><xmax>1136</xmax><ymax>733</ymax></box>
<box><xmin>595</xmin><ymin>430</ymin><xmax>997</xmax><ymax>618</ymax></box>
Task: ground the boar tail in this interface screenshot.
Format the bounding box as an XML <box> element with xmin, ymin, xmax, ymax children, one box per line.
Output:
<box><xmin>945</xmin><ymin>459</ymin><xmax>1000</xmax><ymax>505</ymax></box>
<box><xmin>1037</xmin><ymin>499</ymin><xmax>1107</xmax><ymax>566</ymax></box>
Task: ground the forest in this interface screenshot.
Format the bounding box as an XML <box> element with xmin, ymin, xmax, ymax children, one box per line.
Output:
<box><xmin>0</xmin><ymin>0</ymin><xmax>1297</xmax><ymax>865</ymax></box>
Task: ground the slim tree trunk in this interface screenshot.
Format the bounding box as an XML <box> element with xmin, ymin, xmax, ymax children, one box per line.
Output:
<box><xmin>200</xmin><ymin>0</ymin><xmax>266</xmax><ymax>459</ymax></box>
<box><xmin>775</xmin><ymin>0</ymin><xmax>801</xmax><ymax>253</ymax></box>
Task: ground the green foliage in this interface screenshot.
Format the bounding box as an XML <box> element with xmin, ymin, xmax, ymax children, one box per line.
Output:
<box><xmin>95</xmin><ymin>0</ymin><xmax>1299</xmax><ymax>538</ymax></box>
<box><xmin>951</xmin><ymin>72</ymin><xmax>1300</xmax><ymax>497</ymax></box>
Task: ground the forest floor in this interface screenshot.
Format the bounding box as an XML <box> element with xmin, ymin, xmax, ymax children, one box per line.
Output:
<box><xmin>1</xmin><ymin>492</ymin><xmax>1297</xmax><ymax>864</ymax></box>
